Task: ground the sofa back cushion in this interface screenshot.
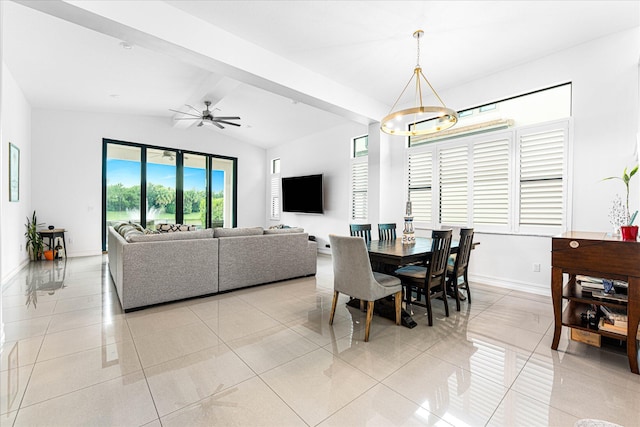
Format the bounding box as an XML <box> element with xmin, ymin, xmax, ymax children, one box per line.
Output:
<box><xmin>127</xmin><ymin>228</ymin><xmax>214</xmax><ymax>243</ymax></box>
<box><xmin>214</xmin><ymin>227</ymin><xmax>264</xmax><ymax>238</ymax></box>
<box><xmin>263</xmin><ymin>227</ymin><xmax>305</xmax><ymax>235</ymax></box>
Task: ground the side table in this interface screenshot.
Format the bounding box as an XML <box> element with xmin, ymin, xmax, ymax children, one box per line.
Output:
<box><xmin>38</xmin><ymin>229</ymin><xmax>67</xmax><ymax>259</ymax></box>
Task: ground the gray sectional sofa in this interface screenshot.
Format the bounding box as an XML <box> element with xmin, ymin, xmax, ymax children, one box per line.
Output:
<box><xmin>107</xmin><ymin>226</ymin><xmax>317</xmax><ymax>311</ymax></box>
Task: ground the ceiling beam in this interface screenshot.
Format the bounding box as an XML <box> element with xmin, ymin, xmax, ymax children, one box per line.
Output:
<box><xmin>20</xmin><ymin>0</ymin><xmax>387</xmax><ymax>125</ymax></box>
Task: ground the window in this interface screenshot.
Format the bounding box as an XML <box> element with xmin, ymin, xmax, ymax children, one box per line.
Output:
<box><xmin>350</xmin><ymin>135</ymin><xmax>368</xmax><ymax>221</ymax></box>
<box><xmin>517</xmin><ymin>124</ymin><xmax>567</xmax><ymax>229</ymax></box>
<box><xmin>351</xmin><ymin>161</ymin><xmax>368</xmax><ymax>220</ymax></box>
<box><xmin>270</xmin><ymin>158</ymin><xmax>281</xmax><ymax>220</ymax></box>
<box><xmin>102</xmin><ymin>140</ymin><xmax>237</xmax><ymax>250</ymax></box>
<box><xmin>409</xmin><ymin>83</ymin><xmax>571</xmax><ymax>147</ymax></box>
<box><xmin>406</xmin><ymin>119</ymin><xmax>569</xmax><ymax>235</ymax></box>
<box><xmin>407</xmin><ymin>151</ymin><xmax>433</xmax><ymax>223</ymax></box>
<box><xmin>438</xmin><ymin>144</ymin><xmax>469</xmax><ymax>225</ymax></box>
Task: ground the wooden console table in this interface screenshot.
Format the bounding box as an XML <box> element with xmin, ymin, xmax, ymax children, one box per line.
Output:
<box><xmin>551</xmin><ymin>231</ymin><xmax>640</xmax><ymax>374</ymax></box>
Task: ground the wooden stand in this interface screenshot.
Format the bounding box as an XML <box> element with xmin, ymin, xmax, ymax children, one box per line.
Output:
<box><xmin>551</xmin><ymin>231</ymin><xmax>640</xmax><ymax>374</ymax></box>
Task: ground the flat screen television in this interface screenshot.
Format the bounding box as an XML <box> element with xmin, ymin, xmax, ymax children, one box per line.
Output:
<box><xmin>281</xmin><ymin>174</ymin><xmax>324</xmax><ymax>214</ymax></box>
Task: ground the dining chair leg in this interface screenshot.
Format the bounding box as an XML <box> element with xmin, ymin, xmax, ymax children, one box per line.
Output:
<box><xmin>452</xmin><ymin>276</ymin><xmax>461</xmax><ymax>312</ymax></box>
<box><xmin>394</xmin><ymin>291</ymin><xmax>402</xmax><ymax>325</ymax></box>
<box><xmin>329</xmin><ymin>291</ymin><xmax>339</xmax><ymax>325</ymax></box>
<box><xmin>443</xmin><ymin>286</ymin><xmax>450</xmax><ymax>317</ymax></box>
<box><xmin>464</xmin><ymin>271</ymin><xmax>471</xmax><ymax>303</ymax></box>
<box><xmin>359</xmin><ymin>299</ymin><xmax>365</xmax><ymax>311</ymax></box>
<box><xmin>425</xmin><ymin>287</ymin><xmax>434</xmax><ymax>326</ymax></box>
<box><xmin>364</xmin><ymin>301</ymin><xmax>375</xmax><ymax>342</ymax></box>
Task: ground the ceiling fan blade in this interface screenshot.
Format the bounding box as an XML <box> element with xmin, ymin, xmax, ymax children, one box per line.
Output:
<box><xmin>213</xmin><ymin>116</ymin><xmax>240</xmax><ymax>120</ymax></box>
<box><xmin>211</xmin><ymin>121</ymin><xmax>224</xmax><ymax>129</ymax></box>
<box><xmin>185</xmin><ymin>104</ymin><xmax>202</xmax><ymax>114</ymax></box>
<box><xmin>174</xmin><ymin>118</ymin><xmax>200</xmax><ymax>120</ymax></box>
<box><xmin>169</xmin><ymin>109</ymin><xmax>202</xmax><ymax>118</ymax></box>
<box><xmin>215</xmin><ymin>120</ymin><xmax>241</xmax><ymax>127</ymax></box>
<box><xmin>197</xmin><ymin>121</ymin><xmax>204</xmax><ymax>127</ymax></box>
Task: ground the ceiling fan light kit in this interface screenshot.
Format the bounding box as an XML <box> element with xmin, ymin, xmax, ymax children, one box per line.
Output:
<box><xmin>170</xmin><ymin>100</ymin><xmax>241</xmax><ymax>129</ymax></box>
<box><xmin>381</xmin><ymin>30</ymin><xmax>458</xmax><ymax>137</ymax></box>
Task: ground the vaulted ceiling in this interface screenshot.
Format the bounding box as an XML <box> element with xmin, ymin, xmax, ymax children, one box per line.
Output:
<box><xmin>3</xmin><ymin>1</ymin><xmax>638</xmax><ymax>148</ymax></box>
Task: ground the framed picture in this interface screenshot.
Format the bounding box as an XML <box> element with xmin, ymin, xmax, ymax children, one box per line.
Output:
<box><xmin>9</xmin><ymin>142</ymin><xmax>19</xmax><ymax>202</ymax></box>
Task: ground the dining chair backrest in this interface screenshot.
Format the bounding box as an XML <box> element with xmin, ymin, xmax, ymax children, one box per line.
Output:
<box><xmin>425</xmin><ymin>229</ymin><xmax>453</xmax><ymax>288</ymax></box>
<box><xmin>452</xmin><ymin>228</ymin><xmax>474</xmax><ymax>277</ymax></box>
<box><xmin>329</xmin><ymin>234</ymin><xmax>377</xmax><ymax>300</ymax></box>
<box><xmin>349</xmin><ymin>224</ymin><xmax>372</xmax><ymax>243</ymax></box>
<box><xmin>378</xmin><ymin>223</ymin><xmax>396</xmax><ymax>241</ymax></box>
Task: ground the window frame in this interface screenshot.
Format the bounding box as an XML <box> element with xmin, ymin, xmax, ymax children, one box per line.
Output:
<box><xmin>405</xmin><ymin>118</ymin><xmax>570</xmax><ymax>236</ymax></box>
<box><xmin>350</xmin><ymin>134</ymin><xmax>369</xmax><ymax>222</ymax></box>
<box><xmin>102</xmin><ymin>138</ymin><xmax>238</xmax><ymax>251</ymax></box>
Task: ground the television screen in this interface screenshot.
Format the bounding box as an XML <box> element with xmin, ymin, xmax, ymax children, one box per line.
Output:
<box><xmin>281</xmin><ymin>174</ymin><xmax>324</xmax><ymax>214</ymax></box>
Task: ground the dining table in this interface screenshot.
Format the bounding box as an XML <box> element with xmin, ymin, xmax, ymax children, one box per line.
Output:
<box><xmin>367</xmin><ymin>237</ymin><xmax>464</xmax><ymax>273</ymax></box>
<box><xmin>362</xmin><ymin>237</ymin><xmax>477</xmax><ymax>327</ymax></box>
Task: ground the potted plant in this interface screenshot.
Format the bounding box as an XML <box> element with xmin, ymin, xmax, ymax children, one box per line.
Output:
<box><xmin>605</xmin><ymin>165</ymin><xmax>639</xmax><ymax>240</ymax></box>
<box><xmin>24</xmin><ymin>210</ymin><xmax>44</xmax><ymax>260</ymax></box>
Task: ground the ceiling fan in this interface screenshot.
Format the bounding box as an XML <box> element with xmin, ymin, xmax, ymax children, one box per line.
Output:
<box><xmin>170</xmin><ymin>101</ymin><xmax>241</xmax><ymax>129</ymax></box>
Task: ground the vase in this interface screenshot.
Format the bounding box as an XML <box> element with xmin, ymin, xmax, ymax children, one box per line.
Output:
<box><xmin>620</xmin><ymin>225</ymin><xmax>638</xmax><ymax>241</ymax></box>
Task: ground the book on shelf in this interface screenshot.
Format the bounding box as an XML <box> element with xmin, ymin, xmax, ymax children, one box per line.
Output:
<box><xmin>600</xmin><ymin>305</ymin><xmax>628</xmax><ymax>327</ymax></box>
<box><xmin>598</xmin><ymin>318</ymin><xmax>627</xmax><ymax>335</ymax></box>
<box><xmin>591</xmin><ymin>291</ymin><xmax>628</xmax><ymax>303</ymax></box>
<box><xmin>576</xmin><ymin>275</ymin><xmax>628</xmax><ymax>289</ymax></box>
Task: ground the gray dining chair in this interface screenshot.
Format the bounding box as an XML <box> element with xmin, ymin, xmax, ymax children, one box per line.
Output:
<box><xmin>349</xmin><ymin>224</ymin><xmax>372</xmax><ymax>243</ymax></box>
<box><xmin>329</xmin><ymin>234</ymin><xmax>403</xmax><ymax>341</ymax></box>
<box><xmin>395</xmin><ymin>229</ymin><xmax>452</xmax><ymax>326</ymax></box>
<box><xmin>378</xmin><ymin>223</ymin><xmax>397</xmax><ymax>241</ymax></box>
<box><xmin>447</xmin><ymin>228</ymin><xmax>474</xmax><ymax>311</ymax></box>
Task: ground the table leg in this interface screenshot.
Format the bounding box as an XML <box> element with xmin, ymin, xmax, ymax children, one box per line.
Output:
<box><xmin>551</xmin><ymin>266</ymin><xmax>564</xmax><ymax>350</ymax></box>
<box><xmin>627</xmin><ymin>276</ymin><xmax>640</xmax><ymax>374</ymax></box>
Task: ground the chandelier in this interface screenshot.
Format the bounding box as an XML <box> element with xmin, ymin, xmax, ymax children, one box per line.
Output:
<box><xmin>381</xmin><ymin>30</ymin><xmax>458</xmax><ymax>137</ymax></box>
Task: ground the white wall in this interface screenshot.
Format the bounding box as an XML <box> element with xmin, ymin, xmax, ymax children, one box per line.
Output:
<box><xmin>268</xmin><ymin>27</ymin><xmax>640</xmax><ymax>295</ymax></box>
<box><xmin>266</xmin><ymin>121</ymin><xmax>367</xmax><ymax>252</ymax></box>
<box><xmin>30</xmin><ymin>109</ymin><xmax>266</xmax><ymax>256</ymax></box>
<box><xmin>1</xmin><ymin>63</ymin><xmax>32</xmax><ymax>279</ymax></box>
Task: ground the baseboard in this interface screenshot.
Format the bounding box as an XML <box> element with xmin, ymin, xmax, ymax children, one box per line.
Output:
<box><xmin>469</xmin><ymin>273</ymin><xmax>550</xmax><ymax>296</ymax></box>
<box><xmin>1</xmin><ymin>258</ymin><xmax>30</xmax><ymax>290</ymax></box>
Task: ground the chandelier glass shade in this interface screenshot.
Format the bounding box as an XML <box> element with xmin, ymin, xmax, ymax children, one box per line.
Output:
<box><xmin>381</xmin><ymin>30</ymin><xmax>458</xmax><ymax>137</ymax></box>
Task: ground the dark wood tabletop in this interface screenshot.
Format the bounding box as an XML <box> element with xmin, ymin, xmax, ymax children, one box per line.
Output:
<box><xmin>367</xmin><ymin>237</ymin><xmax>461</xmax><ymax>269</ymax></box>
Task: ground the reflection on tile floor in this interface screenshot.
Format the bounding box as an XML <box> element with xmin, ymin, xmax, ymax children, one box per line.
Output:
<box><xmin>1</xmin><ymin>254</ymin><xmax>638</xmax><ymax>426</ymax></box>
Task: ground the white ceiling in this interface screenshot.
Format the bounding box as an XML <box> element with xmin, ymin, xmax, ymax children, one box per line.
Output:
<box><xmin>3</xmin><ymin>1</ymin><xmax>639</xmax><ymax>149</ymax></box>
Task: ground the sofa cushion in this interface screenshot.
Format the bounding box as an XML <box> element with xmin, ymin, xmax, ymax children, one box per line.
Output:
<box><xmin>214</xmin><ymin>227</ymin><xmax>264</xmax><ymax>238</ymax></box>
<box><xmin>127</xmin><ymin>228</ymin><xmax>214</xmax><ymax>243</ymax></box>
<box><xmin>263</xmin><ymin>227</ymin><xmax>305</xmax><ymax>234</ymax></box>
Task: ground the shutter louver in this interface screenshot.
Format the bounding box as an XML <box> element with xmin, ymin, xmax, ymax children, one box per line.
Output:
<box><xmin>351</xmin><ymin>161</ymin><xmax>368</xmax><ymax>220</ymax></box>
<box><xmin>270</xmin><ymin>175</ymin><xmax>280</xmax><ymax>220</ymax></box>
<box><xmin>439</xmin><ymin>146</ymin><xmax>468</xmax><ymax>224</ymax></box>
<box><xmin>473</xmin><ymin>138</ymin><xmax>510</xmax><ymax>224</ymax></box>
<box><xmin>519</xmin><ymin>129</ymin><xmax>564</xmax><ymax>226</ymax></box>
<box><xmin>408</xmin><ymin>151</ymin><xmax>432</xmax><ymax>222</ymax></box>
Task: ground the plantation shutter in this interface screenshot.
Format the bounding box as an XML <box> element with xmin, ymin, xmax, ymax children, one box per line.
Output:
<box><xmin>351</xmin><ymin>161</ymin><xmax>368</xmax><ymax>220</ymax></box>
<box><xmin>270</xmin><ymin>175</ymin><xmax>280</xmax><ymax>220</ymax></box>
<box><xmin>473</xmin><ymin>137</ymin><xmax>510</xmax><ymax>224</ymax></box>
<box><xmin>407</xmin><ymin>151</ymin><xmax>433</xmax><ymax>222</ymax></box>
<box><xmin>439</xmin><ymin>145</ymin><xmax>468</xmax><ymax>224</ymax></box>
<box><xmin>519</xmin><ymin>127</ymin><xmax>565</xmax><ymax>226</ymax></box>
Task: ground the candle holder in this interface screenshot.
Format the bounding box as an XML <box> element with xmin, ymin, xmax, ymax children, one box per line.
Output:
<box><xmin>402</xmin><ymin>200</ymin><xmax>415</xmax><ymax>244</ymax></box>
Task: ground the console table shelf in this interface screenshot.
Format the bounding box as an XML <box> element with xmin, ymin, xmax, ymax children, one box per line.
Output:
<box><xmin>551</xmin><ymin>231</ymin><xmax>640</xmax><ymax>375</ymax></box>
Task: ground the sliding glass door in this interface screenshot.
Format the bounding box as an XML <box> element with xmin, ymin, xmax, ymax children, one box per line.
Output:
<box><xmin>102</xmin><ymin>139</ymin><xmax>237</xmax><ymax>250</ymax></box>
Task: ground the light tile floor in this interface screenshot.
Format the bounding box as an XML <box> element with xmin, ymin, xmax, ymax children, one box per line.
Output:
<box><xmin>1</xmin><ymin>255</ymin><xmax>639</xmax><ymax>426</ymax></box>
